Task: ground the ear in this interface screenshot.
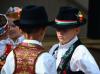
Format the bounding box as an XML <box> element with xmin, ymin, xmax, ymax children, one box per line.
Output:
<box><xmin>75</xmin><ymin>27</ymin><xmax>80</xmax><ymax>34</ymax></box>
<box><xmin>39</xmin><ymin>27</ymin><xmax>46</xmax><ymax>35</ymax></box>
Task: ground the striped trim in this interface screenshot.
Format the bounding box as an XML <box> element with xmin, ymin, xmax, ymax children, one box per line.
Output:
<box><xmin>0</xmin><ymin>14</ymin><xmax>8</xmax><ymax>35</ymax></box>
<box><xmin>55</xmin><ymin>19</ymin><xmax>77</xmax><ymax>25</ymax></box>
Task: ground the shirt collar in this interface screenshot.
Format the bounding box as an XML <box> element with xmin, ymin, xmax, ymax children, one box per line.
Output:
<box><xmin>6</xmin><ymin>35</ymin><xmax>25</xmax><ymax>45</ymax></box>
<box><xmin>15</xmin><ymin>35</ymin><xmax>25</xmax><ymax>44</ymax></box>
<box><xmin>58</xmin><ymin>36</ymin><xmax>78</xmax><ymax>49</ymax></box>
<box><xmin>23</xmin><ymin>39</ymin><xmax>42</xmax><ymax>46</ymax></box>
<box><xmin>0</xmin><ymin>39</ymin><xmax>7</xmax><ymax>45</ymax></box>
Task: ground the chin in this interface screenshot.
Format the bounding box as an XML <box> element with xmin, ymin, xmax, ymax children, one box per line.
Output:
<box><xmin>59</xmin><ymin>40</ymin><xmax>64</xmax><ymax>44</ymax></box>
<box><xmin>59</xmin><ymin>40</ymin><xmax>67</xmax><ymax>44</ymax></box>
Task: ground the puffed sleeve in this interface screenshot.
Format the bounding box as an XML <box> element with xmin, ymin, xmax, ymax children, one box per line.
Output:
<box><xmin>70</xmin><ymin>45</ymin><xmax>100</xmax><ymax>74</ymax></box>
<box><xmin>35</xmin><ymin>52</ymin><xmax>57</xmax><ymax>74</ymax></box>
<box><xmin>1</xmin><ymin>51</ymin><xmax>15</xmax><ymax>74</ymax></box>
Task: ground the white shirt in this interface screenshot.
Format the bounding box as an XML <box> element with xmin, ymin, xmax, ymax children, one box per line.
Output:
<box><xmin>49</xmin><ymin>36</ymin><xmax>100</xmax><ymax>74</ymax></box>
<box><xmin>1</xmin><ymin>39</ymin><xmax>57</xmax><ymax>74</ymax></box>
<box><xmin>0</xmin><ymin>40</ymin><xmax>8</xmax><ymax>57</ymax></box>
<box><xmin>6</xmin><ymin>35</ymin><xmax>25</xmax><ymax>49</ymax></box>
<box><xmin>0</xmin><ymin>36</ymin><xmax>24</xmax><ymax>60</ymax></box>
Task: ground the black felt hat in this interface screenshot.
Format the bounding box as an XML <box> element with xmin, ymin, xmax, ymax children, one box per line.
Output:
<box><xmin>52</xmin><ymin>6</ymin><xmax>86</xmax><ymax>29</ymax></box>
<box><xmin>14</xmin><ymin>5</ymin><xmax>51</xmax><ymax>28</ymax></box>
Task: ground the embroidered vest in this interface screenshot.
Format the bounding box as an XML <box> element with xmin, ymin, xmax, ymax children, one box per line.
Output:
<box><xmin>13</xmin><ymin>43</ymin><xmax>45</xmax><ymax>74</ymax></box>
<box><xmin>53</xmin><ymin>39</ymin><xmax>84</xmax><ymax>74</ymax></box>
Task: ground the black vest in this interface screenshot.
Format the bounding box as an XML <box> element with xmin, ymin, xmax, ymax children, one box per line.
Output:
<box><xmin>53</xmin><ymin>39</ymin><xmax>84</xmax><ymax>74</ymax></box>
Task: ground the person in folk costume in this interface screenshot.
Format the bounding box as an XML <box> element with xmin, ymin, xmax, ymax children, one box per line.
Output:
<box><xmin>0</xmin><ymin>14</ymin><xmax>11</xmax><ymax>70</ymax></box>
<box><xmin>6</xmin><ymin>6</ymin><xmax>25</xmax><ymax>49</ymax></box>
<box><xmin>49</xmin><ymin>6</ymin><xmax>100</xmax><ymax>74</ymax></box>
<box><xmin>1</xmin><ymin>5</ymin><xmax>57</xmax><ymax>74</ymax></box>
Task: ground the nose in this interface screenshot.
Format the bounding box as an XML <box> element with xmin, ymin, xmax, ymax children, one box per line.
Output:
<box><xmin>9</xmin><ymin>25</ymin><xmax>16</xmax><ymax>30</ymax></box>
<box><xmin>56</xmin><ymin>31</ymin><xmax>64</xmax><ymax>36</ymax></box>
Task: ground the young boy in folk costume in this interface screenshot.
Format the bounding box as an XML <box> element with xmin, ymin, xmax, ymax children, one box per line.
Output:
<box><xmin>6</xmin><ymin>7</ymin><xmax>25</xmax><ymax>49</ymax></box>
<box><xmin>0</xmin><ymin>14</ymin><xmax>12</xmax><ymax>70</ymax></box>
<box><xmin>49</xmin><ymin>6</ymin><xmax>100</xmax><ymax>74</ymax></box>
<box><xmin>1</xmin><ymin>5</ymin><xmax>57</xmax><ymax>74</ymax></box>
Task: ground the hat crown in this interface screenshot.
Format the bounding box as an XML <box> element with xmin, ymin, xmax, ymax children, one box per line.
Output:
<box><xmin>56</xmin><ymin>7</ymin><xmax>79</xmax><ymax>21</ymax></box>
<box><xmin>20</xmin><ymin>5</ymin><xmax>48</xmax><ymax>25</ymax></box>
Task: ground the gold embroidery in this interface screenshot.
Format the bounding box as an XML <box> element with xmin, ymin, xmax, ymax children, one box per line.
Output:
<box><xmin>14</xmin><ymin>44</ymin><xmax>44</xmax><ymax>74</ymax></box>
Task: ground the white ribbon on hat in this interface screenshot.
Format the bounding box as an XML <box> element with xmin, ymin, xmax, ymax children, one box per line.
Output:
<box><xmin>55</xmin><ymin>19</ymin><xmax>77</xmax><ymax>25</ymax></box>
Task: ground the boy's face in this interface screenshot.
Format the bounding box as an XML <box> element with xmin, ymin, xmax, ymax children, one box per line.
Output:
<box><xmin>7</xmin><ymin>18</ymin><xmax>22</xmax><ymax>40</ymax></box>
<box><xmin>8</xmin><ymin>24</ymin><xmax>21</xmax><ymax>39</ymax></box>
<box><xmin>56</xmin><ymin>27</ymin><xmax>80</xmax><ymax>44</ymax></box>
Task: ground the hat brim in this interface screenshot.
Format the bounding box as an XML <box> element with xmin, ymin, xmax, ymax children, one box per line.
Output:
<box><xmin>13</xmin><ymin>20</ymin><xmax>20</xmax><ymax>26</ymax></box>
<box><xmin>51</xmin><ymin>21</ymin><xmax>86</xmax><ymax>30</ymax></box>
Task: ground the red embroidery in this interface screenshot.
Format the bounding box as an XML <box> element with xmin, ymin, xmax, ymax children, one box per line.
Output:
<box><xmin>63</xmin><ymin>69</ymin><xmax>67</xmax><ymax>74</ymax></box>
<box><xmin>5</xmin><ymin>44</ymin><xmax>12</xmax><ymax>56</ymax></box>
<box><xmin>14</xmin><ymin>44</ymin><xmax>45</xmax><ymax>74</ymax></box>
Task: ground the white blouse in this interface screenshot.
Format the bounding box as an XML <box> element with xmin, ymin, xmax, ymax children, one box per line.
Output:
<box><xmin>49</xmin><ymin>36</ymin><xmax>100</xmax><ymax>74</ymax></box>
<box><xmin>0</xmin><ymin>40</ymin><xmax>7</xmax><ymax>57</ymax></box>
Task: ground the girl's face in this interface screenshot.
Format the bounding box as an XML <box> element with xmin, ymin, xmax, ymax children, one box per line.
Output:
<box><xmin>56</xmin><ymin>27</ymin><xmax>80</xmax><ymax>44</ymax></box>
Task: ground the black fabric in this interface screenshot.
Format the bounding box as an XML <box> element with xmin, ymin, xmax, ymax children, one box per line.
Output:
<box><xmin>52</xmin><ymin>46</ymin><xmax>59</xmax><ymax>55</ymax></box>
<box><xmin>56</xmin><ymin>7</ymin><xmax>79</xmax><ymax>21</ymax></box>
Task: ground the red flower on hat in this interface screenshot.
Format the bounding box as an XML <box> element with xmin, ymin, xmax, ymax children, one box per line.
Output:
<box><xmin>77</xmin><ymin>11</ymin><xmax>84</xmax><ymax>22</ymax></box>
